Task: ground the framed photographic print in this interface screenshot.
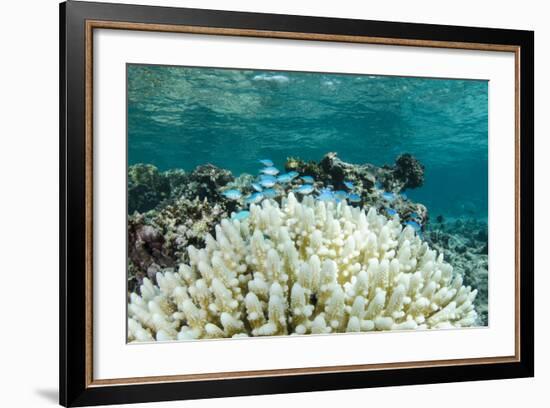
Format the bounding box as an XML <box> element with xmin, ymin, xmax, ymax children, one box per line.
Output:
<box><xmin>59</xmin><ymin>1</ymin><xmax>534</xmax><ymax>406</ymax></box>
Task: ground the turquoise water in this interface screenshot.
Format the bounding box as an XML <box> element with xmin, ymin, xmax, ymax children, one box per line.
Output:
<box><xmin>127</xmin><ymin>64</ymin><xmax>488</xmax><ymax>220</ymax></box>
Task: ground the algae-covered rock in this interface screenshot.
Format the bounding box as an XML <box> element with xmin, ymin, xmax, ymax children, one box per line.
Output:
<box><xmin>285</xmin><ymin>156</ymin><xmax>323</xmax><ymax>178</ymax></box>
<box><xmin>128</xmin><ymin>164</ymin><xmax>173</xmax><ymax>214</ymax></box>
<box><xmin>393</xmin><ymin>153</ymin><xmax>425</xmax><ymax>189</ymax></box>
<box><xmin>186</xmin><ymin>164</ymin><xmax>234</xmax><ymax>200</ymax></box>
<box><xmin>283</xmin><ymin>152</ymin><xmax>428</xmax><ymax>225</ymax></box>
<box><xmin>127</xmin><ymin>196</ymin><xmax>228</xmax><ymax>293</ymax></box>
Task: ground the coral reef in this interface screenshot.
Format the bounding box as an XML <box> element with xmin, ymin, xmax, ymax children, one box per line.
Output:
<box><xmin>127</xmin><ymin>154</ymin><xmax>430</xmax><ymax>294</ymax></box>
<box><xmin>390</xmin><ymin>153</ymin><xmax>425</xmax><ymax>190</ymax></box>
<box><xmin>181</xmin><ymin>164</ymin><xmax>234</xmax><ymax>201</ymax></box>
<box><xmin>128</xmin><ymin>193</ymin><xmax>478</xmax><ymax>342</ymax></box>
<box><xmin>127</xmin><ymin>196</ymin><xmax>228</xmax><ymax>293</ymax></box>
<box><xmin>288</xmin><ymin>152</ymin><xmax>424</xmax><ymax>192</ymax></box>
<box><xmin>426</xmin><ymin>218</ymin><xmax>488</xmax><ymax>325</ymax></box>
<box><xmin>127</xmin><ymin>163</ymin><xmax>236</xmax><ymax>292</ymax></box>
<box><xmin>128</xmin><ymin>163</ymin><xmax>234</xmax><ymax>214</ymax></box>
<box><xmin>285</xmin><ymin>153</ymin><xmax>428</xmax><ymax>225</ymax></box>
<box><xmin>128</xmin><ymin>164</ymin><xmax>174</xmax><ymax>214</ymax></box>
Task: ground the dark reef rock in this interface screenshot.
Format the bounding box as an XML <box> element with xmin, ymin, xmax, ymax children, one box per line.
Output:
<box><xmin>126</xmin><ymin>163</ymin><xmax>236</xmax><ymax>293</ymax></box>
<box><xmin>372</xmin><ymin>154</ymin><xmax>424</xmax><ymax>193</ymax></box>
<box><xmin>128</xmin><ymin>164</ymin><xmax>173</xmax><ymax>214</ymax></box>
<box><xmin>286</xmin><ymin>152</ymin><xmax>428</xmax><ymax>226</ymax></box>
<box><xmin>127</xmin><ymin>194</ymin><xmax>228</xmax><ymax>293</ymax></box>
<box><xmin>164</xmin><ymin>169</ymin><xmax>189</xmax><ymax>192</ymax></box>
<box><xmin>128</xmin><ymin>163</ymin><xmax>234</xmax><ymax>215</ymax></box>
<box><xmin>285</xmin><ymin>156</ymin><xmax>323</xmax><ymax>178</ymax></box>
<box><xmin>186</xmin><ymin>164</ymin><xmax>234</xmax><ymax>199</ymax></box>
<box><xmin>319</xmin><ymin>152</ymin><xmax>377</xmax><ymax>190</ymax></box>
<box><xmin>392</xmin><ymin>153</ymin><xmax>425</xmax><ymax>190</ymax></box>
<box><xmin>167</xmin><ymin>164</ymin><xmax>234</xmax><ymax>204</ymax></box>
<box><xmin>313</xmin><ymin>152</ymin><xmax>424</xmax><ymax>194</ymax></box>
<box><xmin>128</xmin><ymin>164</ymin><xmax>234</xmax><ymax>291</ymax></box>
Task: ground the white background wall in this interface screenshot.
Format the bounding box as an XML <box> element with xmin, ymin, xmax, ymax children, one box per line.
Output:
<box><xmin>0</xmin><ymin>0</ymin><xmax>545</xmax><ymax>407</ymax></box>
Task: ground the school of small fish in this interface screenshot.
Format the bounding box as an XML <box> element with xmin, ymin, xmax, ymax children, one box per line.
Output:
<box><xmin>222</xmin><ymin>158</ymin><xmax>422</xmax><ymax>236</ymax></box>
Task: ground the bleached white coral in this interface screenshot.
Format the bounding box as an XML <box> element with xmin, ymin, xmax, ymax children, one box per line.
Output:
<box><xmin>128</xmin><ymin>193</ymin><xmax>478</xmax><ymax>342</ymax></box>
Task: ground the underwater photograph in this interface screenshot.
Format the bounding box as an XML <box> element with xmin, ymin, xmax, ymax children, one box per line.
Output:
<box><xmin>126</xmin><ymin>64</ymin><xmax>488</xmax><ymax>343</ymax></box>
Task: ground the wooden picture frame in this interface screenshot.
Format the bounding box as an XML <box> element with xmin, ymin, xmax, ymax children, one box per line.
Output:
<box><xmin>60</xmin><ymin>1</ymin><xmax>534</xmax><ymax>406</ymax></box>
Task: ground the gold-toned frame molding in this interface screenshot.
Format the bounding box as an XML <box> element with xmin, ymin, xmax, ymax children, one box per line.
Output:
<box><xmin>84</xmin><ymin>20</ymin><xmax>521</xmax><ymax>388</ymax></box>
